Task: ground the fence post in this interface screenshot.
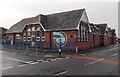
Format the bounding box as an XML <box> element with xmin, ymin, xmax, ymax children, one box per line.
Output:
<box><xmin>35</xmin><ymin>41</ymin><xmax>39</xmax><ymax>55</ymax></box>
<box><xmin>50</xmin><ymin>41</ymin><xmax>53</xmax><ymax>53</ymax></box>
<box><xmin>19</xmin><ymin>41</ymin><xmax>22</xmax><ymax>51</ymax></box>
<box><xmin>42</xmin><ymin>41</ymin><xmax>44</xmax><ymax>52</ymax></box>
<box><xmin>30</xmin><ymin>41</ymin><xmax>32</xmax><ymax>52</ymax></box>
<box><xmin>26</xmin><ymin>41</ymin><xmax>29</xmax><ymax>52</ymax></box>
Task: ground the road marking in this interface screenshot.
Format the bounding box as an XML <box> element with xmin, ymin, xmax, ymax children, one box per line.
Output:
<box><xmin>72</xmin><ymin>56</ymin><xmax>120</xmax><ymax>64</ymax></box>
<box><xmin>6</xmin><ymin>57</ymin><xmax>37</xmax><ymax>64</ymax></box>
<box><xmin>6</xmin><ymin>57</ymin><xmax>27</xmax><ymax>63</ymax></box>
<box><xmin>26</xmin><ymin>61</ymin><xmax>34</xmax><ymax>63</ymax></box>
<box><xmin>54</xmin><ymin>71</ymin><xmax>68</xmax><ymax>76</ymax></box>
<box><xmin>51</xmin><ymin>59</ymin><xmax>57</xmax><ymax>61</ymax></box>
<box><xmin>17</xmin><ymin>64</ymin><xmax>28</xmax><ymax>67</ymax></box>
<box><xmin>29</xmin><ymin>62</ymin><xmax>39</xmax><ymax>65</ymax></box>
<box><xmin>111</xmin><ymin>53</ymin><xmax>118</xmax><ymax>57</ymax></box>
<box><xmin>37</xmin><ymin>59</ymin><xmax>44</xmax><ymax>62</ymax></box>
<box><xmin>65</xmin><ymin>57</ymin><xmax>69</xmax><ymax>59</ymax></box>
<box><xmin>2</xmin><ymin>67</ymin><xmax>13</xmax><ymax>70</ymax></box>
<box><xmin>84</xmin><ymin>58</ymin><xmax>104</xmax><ymax>66</ymax></box>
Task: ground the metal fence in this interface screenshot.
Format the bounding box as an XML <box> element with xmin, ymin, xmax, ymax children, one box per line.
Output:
<box><xmin>2</xmin><ymin>40</ymin><xmax>76</xmax><ymax>53</ymax></box>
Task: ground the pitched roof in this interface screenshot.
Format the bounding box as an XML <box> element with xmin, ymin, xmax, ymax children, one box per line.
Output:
<box><xmin>41</xmin><ymin>9</ymin><xmax>85</xmax><ymax>31</ymax></box>
<box><xmin>6</xmin><ymin>15</ymin><xmax>40</xmax><ymax>33</ymax></box>
<box><xmin>108</xmin><ymin>29</ymin><xmax>116</xmax><ymax>37</ymax></box>
<box><xmin>6</xmin><ymin>8</ymin><xmax>85</xmax><ymax>33</ymax></box>
<box><xmin>0</xmin><ymin>27</ymin><xmax>7</xmax><ymax>34</ymax></box>
<box><xmin>89</xmin><ymin>23</ymin><xmax>100</xmax><ymax>33</ymax></box>
<box><xmin>89</xmin><ymin>23</ymin><xmax>95</xmax><ymax>32</ymax></box>
<box><xmin>95</xmin><ymin>23</ymin><xmax>108</xmax><ymax>35</ymax></box>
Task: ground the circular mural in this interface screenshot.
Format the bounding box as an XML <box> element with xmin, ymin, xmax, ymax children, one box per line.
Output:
<box><xmin>54</xmin><ymin>32</ymin><xmax>67</xmax><ymax>47</ymax></box>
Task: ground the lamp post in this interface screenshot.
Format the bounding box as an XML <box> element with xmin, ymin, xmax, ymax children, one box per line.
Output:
<box><xmin>59</xmin><ymin>38</ymin><xmax>62</xmax><ymax>57</ymax></box>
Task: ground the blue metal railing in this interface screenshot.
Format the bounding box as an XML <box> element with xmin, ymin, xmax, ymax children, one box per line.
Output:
<box><xmin>2</xmin><ymin>40</ymin><xmax>76</xmax><ymax>52</ymax></box>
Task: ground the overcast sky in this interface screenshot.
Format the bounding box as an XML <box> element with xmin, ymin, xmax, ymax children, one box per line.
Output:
<box><xmin>0</xmin><ymin>0</ymin><xmax>119</xmax><ymax>37</ymax></box>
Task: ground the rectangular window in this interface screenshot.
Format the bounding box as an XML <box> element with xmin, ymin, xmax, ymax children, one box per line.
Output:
<box><xmin>36</xmin><ymin>37</ymin><xmax>40</xmax><ymax>41</ymax></box>
<box><xmin>27</xmin><ymin>36</ymin><xmax>31</xmax><ymax>41</ymax></box>
<box><xmin>84</xmin><ymin>27</ymin><xmax>86</xmax><ymax>41</ymax></box>
<box><xmin>23</xmin><ymin>36</ymin><xmax>26</xmax><ymax>41</ymax></box>
<box><xmin>23</xmin><ymin>32</ymin><xmax>26</xmax><ymax>36</ymax></box>
<box><xmin>86</xmin><ymin>31</ymin><xmax>88</xmax><ymax>41</ymax></box>
<box><xmin>41</xmin><ymin>32</ymin><xmax>45</xmax><ymax>41</ymax></box>
<box><xmin>78</xmin><ymin>30</ymin><xmax>80</xmax><ymax>41</ymax></box>
<box><xmin>85</xmin><ymin>31</ymin><xmax>88</xmax><ymax>41</ymax></box>
<box><xmin>41</xmin><ymin>37</ymin><xmax>45</xmax><ymax>41</ymax></box>
<box><xmin>37</xmin><ymin>31</ymin><xmax>40</xmax><ymax>37</ymax></box>
<box><xmin>27</xmin><ymin>32</ymin><xmax>31</xmax><ymax>36</ymax></box>
<box><xmin>81</xmin><ymin>25</ymin><xmax>83</xmax><ymax>41</ymax></box>
<box><xmin>32</xmin><ymin>27</ymin><xmax>36</xmax><ymax>31</ymax></box>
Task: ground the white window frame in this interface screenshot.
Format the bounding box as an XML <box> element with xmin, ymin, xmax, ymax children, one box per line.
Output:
<box><xmin>78</xmin><ymin>29</ymin><xmax>80</xmax><ymax>41</ymax></box>
<box><xmin>86</xmin><ymin>31</ymin><xmax>88</xmax><ymax>41</ymax></box>
<box><xmin>41</xmin><ymin>36</ymin><xmax>45</xmax><ymax>41</ymax></box>
<box><xmin>32</xmin><ymin>27</ymin><xmax>36</xmax><ymax>31</ymax></box>
<box><xmin>23</xmin><ymin>36</ymin><xmax>26</xmax><ymax>41</ymax></box>
<box><xmin>36</xmin><ymin>37</ymin><xmax>40</xmax><ymax>41</ymax></box>
<box><xmin>83</xmin><ymin>26</ymin><xmax>86</xmax><ymax>41</ymax></box>
<box><xmin>27</xmin><ymin>28</ymin><xmax>31</xmax><ymax>32</ymax></box>
<box><xmin>27</xmin><ymin>36</ymin><xmax>31</xmax><ymax>41</ymax></box>
<box><xmin>37</xmin><ymin>28</ymin><xmax>40</xmax><ymax>31</ymax></box>
<box><xmin>81</xmin><ymin>25</ymin><xmax>83</xmax><ymax>41</ymax></box>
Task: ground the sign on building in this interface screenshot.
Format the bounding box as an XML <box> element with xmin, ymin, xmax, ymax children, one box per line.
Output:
<box><xmin>53</xmin><ymin>32</ymin><xmax>67</xmax><ymax>47</ymax></box>
<box><xmin>16</xmin><ymin>34</ymin><xmax>21</xmax><ymax>39</ymax></box>
<box><xmin>53</xmin><ymin>32</ymin><xmax>67</xmax><ymax>57</ymax></box>
<box><xmin>53</xmin><ymin>32</ymin><xmax>61</xmax><ymax>39</ymax></box>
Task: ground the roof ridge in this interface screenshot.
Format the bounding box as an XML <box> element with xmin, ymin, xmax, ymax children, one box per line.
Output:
<box><xmin>44</xmin><ymin>8</ymin><xmax>85</xmax><ymax>16</ymax></box>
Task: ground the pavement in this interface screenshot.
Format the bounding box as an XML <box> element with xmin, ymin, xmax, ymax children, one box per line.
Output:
<box><xmin>1</xmin><ymin>44</ymin><xmax>119</xmax><ymax>58</ymax></box>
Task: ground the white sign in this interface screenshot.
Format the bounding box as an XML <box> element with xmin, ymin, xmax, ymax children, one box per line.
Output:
<box><xmin>54</xmin><ymin>32</ymin><xmax>67</xmax><ymax>47</ymax></box>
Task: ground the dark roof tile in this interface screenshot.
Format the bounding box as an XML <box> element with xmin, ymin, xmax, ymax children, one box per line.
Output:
<box><xmin>95</xmin><ymin>23</ymin><xmax>107</xmax><ymax>35</ymax></box>
<box><xmin>42</xmin><ymin>9</ymin><xmax>85</xmax><ymax>30</ymax></box>
<box><xmin>6</xmin><ymin>9</ymin><xmax>85</xmax><ymax>33</ymax></box>
<box><xmin>6</xmin><ymin>15</ymin><xmax>40</xmax><ymax>33</ymax></box>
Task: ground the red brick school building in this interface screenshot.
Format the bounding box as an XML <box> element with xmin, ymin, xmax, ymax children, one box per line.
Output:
<box><xmin>3</xmin><ymin>8</ymin><xmax>117</xmax><ymax>52</ymax></box>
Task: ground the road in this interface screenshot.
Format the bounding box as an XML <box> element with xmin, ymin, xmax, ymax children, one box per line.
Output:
<box><xmin>1</xmin><ymin>44</ymin><xmax>120</xmax><ymax>76</ymax></box>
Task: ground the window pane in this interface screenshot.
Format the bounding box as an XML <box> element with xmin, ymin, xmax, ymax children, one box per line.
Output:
<box><xmin>37</xmin><ymin>28</ymin><xmax>40</xmax><ymax>31</ymax></box>
<box><xmin>32</xmin><ymin>27</ymin><xmax>36</xmax><ymax>31</ymax></box>
<box><xmin>37</xmin><ymin>31</ymin><xmax>40</xmax><ymax>37</ymax></box>
<box><xmin>28</xmin><ymin>28</ymin><xmax>31</xmax><ymax>31</ymax></box>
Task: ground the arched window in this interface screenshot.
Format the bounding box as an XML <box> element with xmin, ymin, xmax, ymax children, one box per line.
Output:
<box><xmin>36</xmin><ymin>28</ymin><xmax>41</xmax><ymax>41</ymax></box>
<box><xmin>32</xmin><ymin>27</ymin><xmax>36</xmax><ymax>31</ymax></box>
<box><xmin>27</xmin><ymin>28</ymin><xmax>31</xmax><ymax>32</ymax></box>
<box><xmin>37</xmin><ymin>28</ymin><xmax>40</xmax><ymax>31</ymax></box>
<box><xmin>23</xmin><ymin>32</ymin><xmax>26</xmax><ymax>36</ymax></box>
